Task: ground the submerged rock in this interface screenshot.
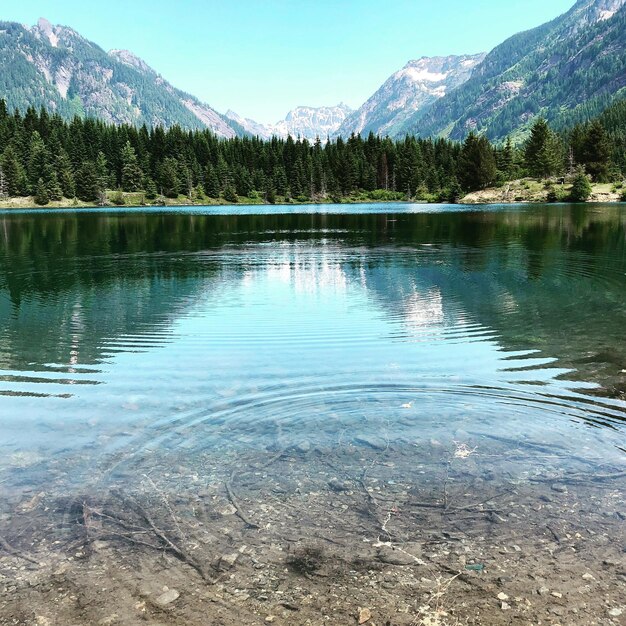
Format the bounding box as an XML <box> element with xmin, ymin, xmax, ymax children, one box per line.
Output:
<box><xmin>328</xmin><ymin>478</ymin><xmax>351</xmax><ymax>492</ymax></box>
<box><xmin>354</xmin><ymin>435</ymin><xmax>388</xmax><ymax>450</ymax></box>
<box><xmin>154</xmin><ymin>589</ymin><xmax>180</xmax><ymax>607</ymax></box>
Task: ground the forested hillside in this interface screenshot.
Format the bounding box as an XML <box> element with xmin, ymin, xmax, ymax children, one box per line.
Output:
<box><xmin>0</xmin><ymin>99</ymin><xmax>624</xmax><ymax>207</ymax></box>
<box><xmin>0</xmin><ymin>18</ymin><xmax>240</xmax><ymax>137</ymax></box>
<box><xmin>402</xmin><ymin>0</ymin><xmax>626</xmax><ymax>141</ymax></box>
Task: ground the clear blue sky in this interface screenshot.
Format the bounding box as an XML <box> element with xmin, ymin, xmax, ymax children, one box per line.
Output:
<box><xmin>5</xmin><ymin>0</ymin><xmax>575</xmax><ymax>123</ymax></box>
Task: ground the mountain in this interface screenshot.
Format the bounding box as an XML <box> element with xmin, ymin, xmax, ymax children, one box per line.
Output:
<box><xmin>226</xmin><ymin>104</ymin><xmax>353</xmax><ymax>140</ymax></box>
<box><xmin>0</xmin><ymin>18</ymin><xmax>240</xmax><ymax>137</ymax></box>
<box><xmin>402</xmin><ymin>0</ymin><xmax>626</xmax><ymax>141</ymax></box>
<box><xmin>335</xmin><ymin>55</ymin><xmax>485</xmax><ymax>139</ymax></box>
<box><xmin>224</xmin><ymin>110</ymin><xmax>275</xmax><ymax>139</ymax></box>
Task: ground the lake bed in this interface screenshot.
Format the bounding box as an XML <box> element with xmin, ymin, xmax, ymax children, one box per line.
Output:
<box><xmin>0</xmin><ymin>203</ymin><xmax>624</xmax><ymax>625</ymax></box>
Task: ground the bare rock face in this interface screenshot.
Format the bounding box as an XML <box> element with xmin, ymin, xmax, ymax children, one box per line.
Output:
<box><xmin>108</xmin><ymin>49</ymin><xmax>155</xmax><ymax>75</ymax></box>
<box><xmin>573</xmin><ymin>0</ymin><xmax>626</xmax><ymax>25</ymax></box>
<box><xmin>36</xmin><ymin>18</ymin><xmax>58</xmax><ymax>47</ymax></box>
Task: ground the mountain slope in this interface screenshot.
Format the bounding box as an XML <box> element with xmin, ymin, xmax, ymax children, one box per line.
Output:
<box><xmin>226</xmin><ymin>104</ymin><xmax>352</xmax><ymax>140</ymax></box>
<box><xmin>0</xmin><ymin>18</ymin><xmax>239</xmax><ymax>137</ymax></box>
<box><xmin>335</xmin><ymin>55</ymin><xmax>485</xmax><ymax>138</ymax></box>
<box><xmin>402</xmin><ymin>0</ymin><xmax>626</xmax><ymax>141</ymax></box>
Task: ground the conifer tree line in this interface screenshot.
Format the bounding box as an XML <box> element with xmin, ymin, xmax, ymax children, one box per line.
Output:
<box><xmin>0</xmin><ymin>98</ymin><xmax>624</xmax><ymax>205</ymax></box>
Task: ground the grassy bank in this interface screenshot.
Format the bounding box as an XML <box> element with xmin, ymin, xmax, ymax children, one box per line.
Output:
<box><xmin>461</xmin><ymin>179</ymin><xmax>624</xmax><ymax>204</ymax></box>
<box><xmin>0</xmin><ymin>181</ymin><xmax>624</xmax><ymax>210</ymax></box>
<box><xmin>0</xmin><ymin>189</ymin><xmax>409</xmax><ymax>210</ymax></box>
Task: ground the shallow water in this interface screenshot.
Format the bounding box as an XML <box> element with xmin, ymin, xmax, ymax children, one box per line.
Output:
<box><xmin>1</xmin><ymin>204</ymin><xmax>625</xmax><ymax>469</ymax></box>
<box><xmin>1</xmin><ymin>203</ymin><xmax>625</xmax><ymax>623</ymax></box>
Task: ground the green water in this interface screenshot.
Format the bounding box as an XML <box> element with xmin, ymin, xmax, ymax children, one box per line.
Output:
<box><xmin>0</xmin><ymin>204</ymin><xmax>625</xmax><ymax>482</ymax></box>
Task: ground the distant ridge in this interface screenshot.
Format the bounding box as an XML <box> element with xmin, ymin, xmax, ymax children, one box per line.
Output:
<box><xmin>0</xmin><ymin>17</ymin><xmax>240</xmax><ymax>137</ymax></box>
<box><xmin>335</xmin><ymin>54</ymin><xmax>485</xmax><ymax>139</ymax></box>
<box><xmin>226</xmin><ymin>104</ymin><xmax>353</xmax><ymax>140</ymax></box>
<box><xmin>402</xmin><ymin>0</ymin><xmax>626</xmax><ymax>140</ymax></box>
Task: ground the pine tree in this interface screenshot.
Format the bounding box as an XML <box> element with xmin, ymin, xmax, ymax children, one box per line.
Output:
<box><xmin>47</xmin><ymin>172</ymin><xmax>63</xmax><ymax>201</ymax></box>
<box><xmin>91</xmin><ymin>151</ymin><xmax>107</xmax><ymax>190</ymax></box>
<box><xmin>500</xmin><ymin>137</ymin><xmax>514</xmax><ymax>178</ymax></box>
<box><xmin>34</xmin><ymin>178</ymin><xmax>50</xmax><ymax>205</ymax></box>
<box><xmin>144</xmin><ymin>177</ymin><xmax>158</xmax><ymax>200</ymax></box>
<box><xmin>581</xmin><ymin>121</ymin><xmax>611</xmax><ymax>182</ymax></box>
<box><xmin>446</xmin><ymin>179</ymin><xmax>463</xmax><ymax>203</ymax></box>
<box><xmin>234</xmin><ymin>166</ymin><xmax>253</xmax><ymax>197</ymax></box>
<box><xmin>75</xmin><ymin>162</ymin><xmax>100</xmax><ymax>201</ymax></box>
<box><xmin>159</xmin><ymin>158</ymin><xmax>181</xmax><ymax>198</ymax></box>
<box><xmin>204</xmin><ymin>165</ymin><xmax>220</xmax><ymax>198</ymax></box>
<box><xmin>459</xmin><ymin>133</ymin><xmax>497</xmax><ymax>191</ymax></box>
<box><xmin>216</xmin><ymin>156</ymin><xmax>230</xmax><ymax>190</ymax></box>
<box><xmin>121</xmin><ymin>141</ymin><xmax>143</xmax><ymax>191</ymax></box>
<box><xmin>1</xmin><ymin>146</ymin><xmax>28</xmax><ymax>196</ymax></box>
<box><xmin>273</xmin><ymin>167</ymin><xmax>288</xmax><ymax>196</ymax></box>
<box><xmin>524</xmin><ymin>118</ymin><xmax>562</xmax><ymax>178</ymax></box>
<box><xmin>194</xmin><ymin>183</ymin><xmax>206</xmax><ymax>201</ymax></box>
<box><xmin>569</xmin><ymin>168</ymin><xmax>592</xmax><ymax>202</ymax></box>
<box><xmin>0</xmin><ymin>166</ymin><xmax>7</xmax><ymax>199</ymax></box>
<box><xmin>56</xmin><ymin>152</ymin><xmax>76</xmax><ymax>198</ymax></box>
<box><xmin>222</xmin><ymin>184</ymin><xmax>238</xmax><ymax>203</ymax></box>
<box><xmin>27</xmin><ymin>132</ymin><xmax>50</xmax><ymax>193</ymax></box>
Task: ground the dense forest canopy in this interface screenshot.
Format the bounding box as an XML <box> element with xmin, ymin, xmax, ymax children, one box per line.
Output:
<box><xmin>0</xmin><ymin>98</ymin><xmax>624</xmax><ymax>206</ymax></box>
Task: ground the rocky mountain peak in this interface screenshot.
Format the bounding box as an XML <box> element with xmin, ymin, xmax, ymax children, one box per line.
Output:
<box><xmin>575</xmin><ymin>0</ymin><xmax>626</xmax><ymax>22</ymax></box>
<box><xmin>226</xmin><ymin>104</ymin><xmax>352</xmax><ymax>140</ymax></box>
<box><xmin>109</xmin><ymin>49</ymin><xmax>156</xmax><ymax>75</ymax></box>
<box><xmin>0</xmin><ymin>18</ymin><xmax>240</xmax><ymax>137</ymax></box>
<box><xmin>35</xmin><ymin>17</ymin><xmax>59</xmax><ymax>47</ymax></box>
<box><xmin>565</xmin><ymin>0</ymin><xmax>626</xmax><ymax>33</ymax></box>
<box><xmin>335</xmin><ymin>53</ymin><xmax>485</xmax><ymax>138</ymax></box>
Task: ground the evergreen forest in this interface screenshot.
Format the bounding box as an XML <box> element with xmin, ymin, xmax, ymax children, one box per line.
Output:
<box><xmin>0</xmin><ymin>98</ymin><xmax>625</xmax><ymax>207</ymax></box>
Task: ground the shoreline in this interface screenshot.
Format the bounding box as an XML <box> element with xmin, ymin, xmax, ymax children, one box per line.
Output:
<box><xmin>0</xmin><ymin>179</ymin><xmax>624</xmax><ymax>211</ymax></box>
<box><xmin>0</xmin><ymin>199</ymin><xmax>624</xmax><ymax>213</ymax></box>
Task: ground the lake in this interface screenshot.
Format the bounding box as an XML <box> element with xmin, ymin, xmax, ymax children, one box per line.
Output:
<box><xmin>0</xmin><ymin>203</ymin><xmax>625</xmax><ymax>624</ymax></box>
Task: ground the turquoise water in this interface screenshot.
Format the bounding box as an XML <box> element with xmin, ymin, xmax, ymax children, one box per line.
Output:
<box><xmin>0</xmin><ymin>204</ymin><xmax>625</xmax><ymax>483</ymax></box>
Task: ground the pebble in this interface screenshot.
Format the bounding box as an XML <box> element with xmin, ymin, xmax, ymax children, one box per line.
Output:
<box><xmin>608</xmin><ymin>608</ymin><xmax>623</xmax><ymax>617</ymax></box>
<box><xmin>501</xmin><ymin>602</ymin><xmax>511</xmax><ymax>611</ymax></box>
<box><xmin>354</xmin><ymin>435</ymin><xmax>387</xmax><ymax>450</ymax></box>
<box><xmin>538</xmin><ymin>586</ymin><xmax>550</xmax><ymax>595</ymax></box>
<box><xmin>582</xmin><ymin>573</ymin><xmax>595</xmax><ymax>580</ymax></box>
<box><xmin>551</xmin><ymin>484</ymin><xmax>568</xmax><ymax>493</ymax></box>
<box><xmin>551</xmin><ymin>591</ymin><xmax>563</xmax><ymax>598</ymax></box>
<box><xmin>328</xmin><ymin>478</ymin><xmax>351</xmax><ymax>492</ymax></box>
<box><xmin>377</xmin><ymin>548</ymin><xmax>416</xmax><ymax>566</ymax></box>
<box><xmin>497</xmin><ymin>592</ymin><xmax>509</xmax><ymax>601</ymax></box>
<box><xmin>154</xmin><ymin>589</ymin><xmax>180</xmax><ymax>606</ymax></box>
<box><xmin>219</xmin><ymin>504</ymin><xmax>237</xmax><ymax>516</ymax></box>
<box><xmin>296</xmin><ymin>440</ymin><xmax>311</xmax><ymax>453</ymax></box>
<box><xmin>358</xmin><ymin>607</ymin><xmax>372</xmax><ymax>624</ymax></box>
<box><xmin>218</xmin><ymin>552</ymin><xmax>239</xmax><ymax>570</ymax></box>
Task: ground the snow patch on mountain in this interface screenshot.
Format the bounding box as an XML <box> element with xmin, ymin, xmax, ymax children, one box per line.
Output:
<box><xmin>335</xmin><ymin>54</ymin><xmax>485</xmax><ymax>138</ymax></box>
<box><xmin>226</xmin><ymin>104</ymin><xmax>353</xmax><ymax>140</ymax></box>
<box><xmin>401</xmin><ymin>67</ymin><xmax>448</xmax><ymax>83</ymax></box>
